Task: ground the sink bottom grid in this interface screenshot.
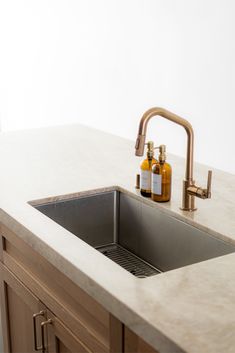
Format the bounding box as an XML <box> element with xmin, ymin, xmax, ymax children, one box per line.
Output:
<box><xmin>96</xmin><ymin>243</ymin><xmax>162</xmax><ymax>278</ymax></box>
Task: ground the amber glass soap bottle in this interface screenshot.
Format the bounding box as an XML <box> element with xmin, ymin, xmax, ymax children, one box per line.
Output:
<box><xmin>151</xmin><ymin>145</ymin><xmax>172</xmax><ymax>202</ymax></box>
<box><xmin>140</xmin><ymin>141</ymin><xmax>157</xmax><ymax>197</ymax></box>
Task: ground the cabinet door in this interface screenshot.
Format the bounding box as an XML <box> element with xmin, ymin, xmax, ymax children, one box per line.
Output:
<box><xmin>46</xmin><ymin>309</ymin><xmax>92</xmax><ymax>353</ymax></box>
<box><xmin>125</xmin><ymin>327</ymin><xmax>159</xmax><ymax>353</ymax></box>
<box><xmin>0</xmin><ymin>263</ymin><xmax>47</xmax><ymax>353</ymax></box>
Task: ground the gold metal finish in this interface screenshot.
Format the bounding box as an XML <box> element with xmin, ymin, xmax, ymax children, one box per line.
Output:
<box><xmin>145</xmin><ymin>141</ymin><xmax>155</xmax><ymax>159</ymax></box>
<box><xmin>33</xmin><ymin>310</ymin><xmax>46</xmax><ymax>351</ymax></box>
<box><xmin>41</xmin><ymin>319</ymin><xmax>53</xmax><ymax>353</ymax></box>
<box><xmin>187</xmin><ymin>170</ymin><xmax>212</xmax><ymax>199</ymax></box>
<box><xmin>135</xmin><ymin>107</ymin><xmax>212</xmax><ymax>211</ymax></box>
<box><xmin>207</xmin><ymin>170</ymin><xmax>212</xmax><ymax>198</ymax></box>
<box><xmin>155</xmin><ymin>144</ymin><xmax>166</xmax><ymax>163</ymax></box>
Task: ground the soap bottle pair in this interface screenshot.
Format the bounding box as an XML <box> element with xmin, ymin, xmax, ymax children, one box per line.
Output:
<box><xmin>140</xmin><ymin>141</ymin><xmax>172</xmax><ymax>202</ymax></box>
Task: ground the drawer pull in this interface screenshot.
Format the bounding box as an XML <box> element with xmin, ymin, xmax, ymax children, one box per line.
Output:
<box><xmin>32</xmin><ymin>310</ymin><xmax>46</xmax><ymax>351</ymax></box>
<box><xmin>41</xmin><ymin>319</ymin><xmax>53</xmax><ymax>353</ymax></box>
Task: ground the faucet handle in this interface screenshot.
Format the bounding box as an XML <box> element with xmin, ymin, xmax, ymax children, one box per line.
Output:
<box><xmin>187</xmin><ymin>170</ymin><xmax>212</xmax><ymax>199</ymax></box>
<box><xmin>207</xmin><ymin>170</ymin><xmax>212</xmax><ymax>198</ymax></box>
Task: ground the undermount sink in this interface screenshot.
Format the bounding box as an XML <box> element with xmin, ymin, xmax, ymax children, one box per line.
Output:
<box><xmin>31</xmin><ymin>189</ymin><xmax>235</xmax><ymax>278</ymax></box>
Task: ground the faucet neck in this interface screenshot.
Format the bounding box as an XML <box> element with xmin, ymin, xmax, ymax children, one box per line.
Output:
<box><xmin>135</xmin><ymin>107</ymin><xmax>194</xmax><ymax>183</ymax></box>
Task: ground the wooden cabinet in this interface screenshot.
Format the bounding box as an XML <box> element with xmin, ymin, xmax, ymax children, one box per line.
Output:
<box><xmin>46</xmin><ymin>308</ymin><xmax>93</xmax><ymax>353</ymax></box>
<box><xmin>0</xmin><ymin>264</ymin><xmax>92</xmax><ymax>353</ymax></box>
<box><xmin>0</xmin><ymin>223</ymin><xmax>159</xmax><ymax>353</ymax></box>
<box><xmin>125</xmin><ymin>327</ymin><xmax>159</xmax><ymax>353</ymax></box>
<box><xmin>0</xmin><ymin>263</ymin><xmax>43</xmax><ymax>353</ymax></box>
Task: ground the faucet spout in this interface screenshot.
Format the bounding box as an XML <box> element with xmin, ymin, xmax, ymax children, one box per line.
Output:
<box><xmin>135</xmin><ymin>107</ymin><xmax>212</xmax><ymax>211</ymax></box>
<box><xmin>135</xmin><ymin>107</ymin><xmax>194</xmax><ymax>182</ymax></box>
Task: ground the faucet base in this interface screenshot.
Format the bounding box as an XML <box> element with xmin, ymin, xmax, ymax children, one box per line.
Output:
<box><xmin>181</xmin><ymin>180</ymin><xmax>197</xmax><ymax>211</ymax></box>
<box><xmin>180</xmin><ymin>207</ymin><xmax>197</xmax><ymax>212</ymax></box>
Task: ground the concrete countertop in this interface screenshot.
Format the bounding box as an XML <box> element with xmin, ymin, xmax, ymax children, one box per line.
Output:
<box><xmin>0</xmin><ymin>124</ymin><xmax>235</xmax><ymax>353</ymax></box>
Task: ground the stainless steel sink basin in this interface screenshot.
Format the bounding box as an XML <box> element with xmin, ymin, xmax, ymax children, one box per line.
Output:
<box><xmin>31</xmin><ymin>189</ymin><xmax>235</xmax><ymax>278</ymax></box>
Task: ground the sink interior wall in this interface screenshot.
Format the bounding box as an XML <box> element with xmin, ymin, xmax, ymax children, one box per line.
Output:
<box><xmin>34</xmin><ymin>190</ymin><xmax>235</xmax><ymax>273</ymax></box>
<box><xmin>118</xmin><ymin>193</ymin><xmax>235</xmax><ymax>271</ymax></box>
<box><xmin>36</xmin><ymin>192</ymin><xmax>115</xmax><ymax>247</ymax></box>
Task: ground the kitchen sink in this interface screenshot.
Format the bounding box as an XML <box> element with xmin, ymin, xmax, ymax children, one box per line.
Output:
<box><xmin>31</xmin><ymin>189</ymin><xmax>235</xmax><ymax>278</ymax></box>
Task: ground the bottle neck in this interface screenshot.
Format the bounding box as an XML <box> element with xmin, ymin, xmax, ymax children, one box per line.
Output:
<box><xmin>158</xmin><ymin>151</ymin><xmax>166</xmax><ymax>163</ymax></box>
<box><xmin>147</xmin><ymin>151</ymin><xmax>154</xmax><ymax>159</ymax></box>
<box><xmin>159</xmin><ymin>155</ymin><xmax>166</xmax><ymax>163</ymax></box>
<box><xmin>158</xmin><ymin>144</ymin><xmax>166</xmax><ymax>163</ymax></box>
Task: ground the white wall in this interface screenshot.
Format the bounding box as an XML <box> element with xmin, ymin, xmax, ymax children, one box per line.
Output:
<box><xmin>0</xmin><ymin>0</ymin><xmax>234</xmax><ymax>173</ymax></box>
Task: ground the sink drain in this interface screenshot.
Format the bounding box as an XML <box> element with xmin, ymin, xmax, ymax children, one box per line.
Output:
<box><xmin>96</xmin><ymin>243</ymin><xmax>161</xmax><ymax>278</ymax></box>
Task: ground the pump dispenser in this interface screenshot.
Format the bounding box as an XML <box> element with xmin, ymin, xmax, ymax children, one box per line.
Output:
<box><xmin>140</xmin><ymin>141</ymin><xmax>157</xmax><ymax>197</ymax></box>
<box><xmin>151</xmin><ymin>145</ymin><xmax>172</xmax><ymax>202</ymax></box>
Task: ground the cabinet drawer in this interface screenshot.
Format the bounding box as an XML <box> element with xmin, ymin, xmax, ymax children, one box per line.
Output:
<box><xmin>0</xmin><ymin>223</ymin><xmax>110</xmax><ymax>353</ymax></box>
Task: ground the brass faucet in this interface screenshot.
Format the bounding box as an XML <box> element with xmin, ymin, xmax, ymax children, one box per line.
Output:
<box><xmin>135</xmin><ymin>107</ymin><xmax>212</xmax><ymax>211</ymax></box>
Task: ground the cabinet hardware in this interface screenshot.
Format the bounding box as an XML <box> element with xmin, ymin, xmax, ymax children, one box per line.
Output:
<box><xmin>41</xmin><ymin>319</ymin><xmax>53</xmax><ymax>353</ymax></box>
<box><xmin>32</xmin><ymin>310</ymin><xmax>46</xmax><ymax>351</ymax></box>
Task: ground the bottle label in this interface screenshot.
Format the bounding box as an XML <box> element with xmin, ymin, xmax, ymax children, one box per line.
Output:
<box><xmin>152</xmin><ymin>174</ymin><xmax>162</xmax><ymax>195</ymax></box>
<box><xmin>140</xmin><ymin>170</ymin><xmax>151</xmax><ymax>190</ymax></box>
